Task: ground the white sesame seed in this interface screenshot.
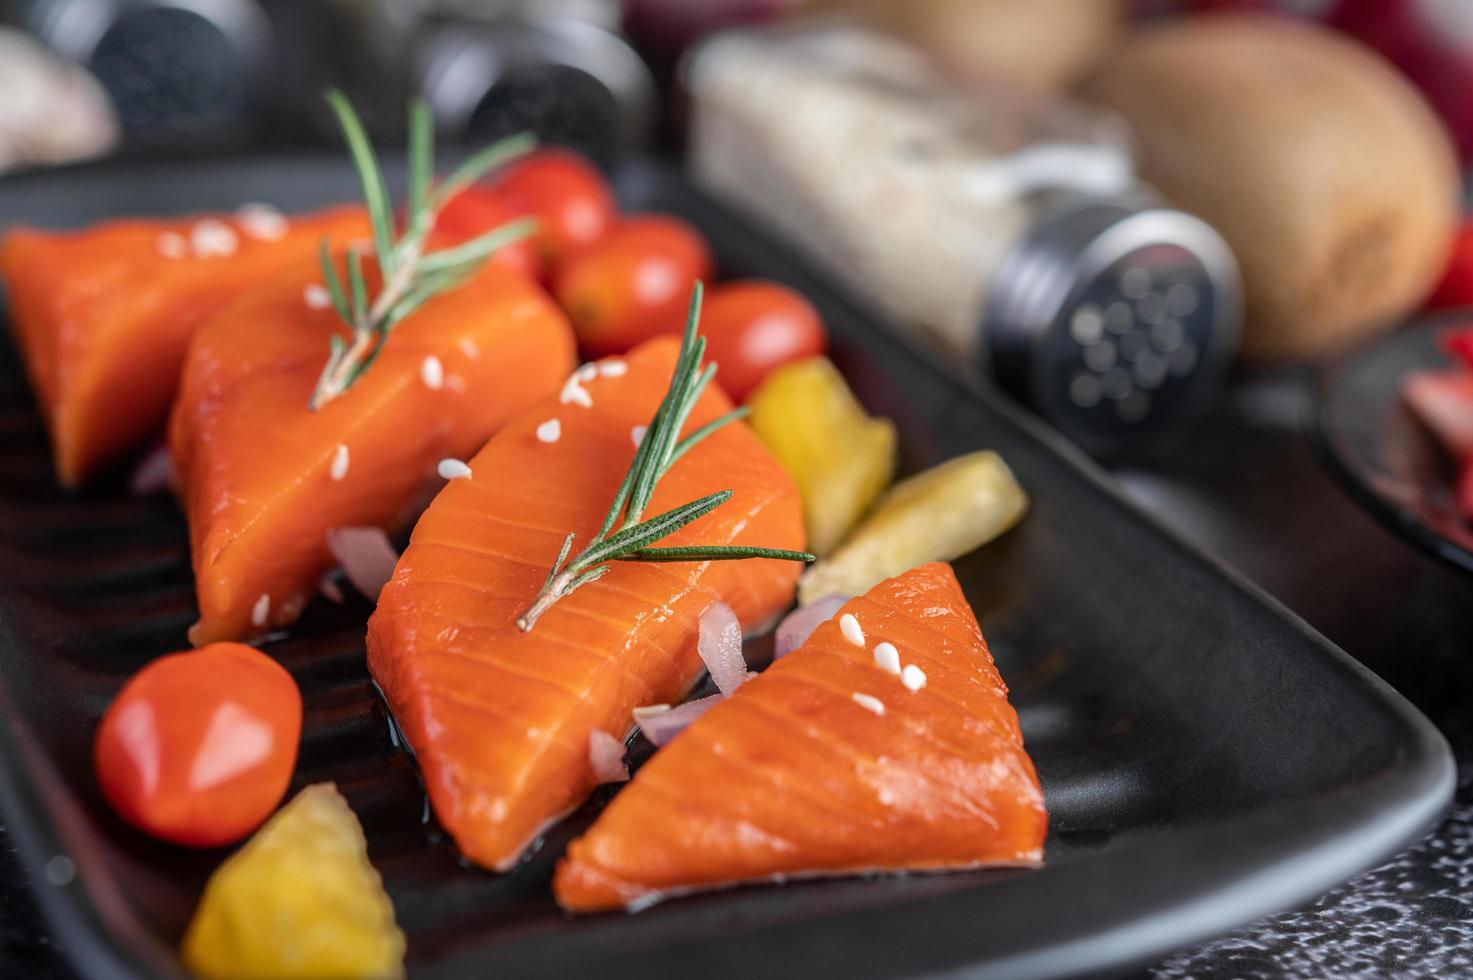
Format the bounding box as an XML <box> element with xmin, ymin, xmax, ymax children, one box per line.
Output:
<box><xmin>599</xmin><ymin>359</ymin><xmax>628</xmax><ymax>378</ymax></box>
<box><xmin>576</xmin><ymin>363</ymin><xmax>599</xmax><ymax>382</ymax></box>
<box><xmin>901</xmin><ymin>664</ymin><xmax>927</xmax><ymax>691</ymax></box>
<box><xmin>458</xmin><ymin>337</ymin><xmax>480</xmax><ymax>359</ymax></box>
<box><xmin>421</xmin><ymin>355</ymin><xmax>444</xmax><ymax>390</ymax></box>
<box><xmin>536</xmin><ymin>419</ymin><xmax>562</xmax><ymax>443</ymax></box>
<box><xmin>190</xmin><ymin>219</ymin><xmax>238</xmax><ymax>257</ymax></box>
<box><xmin>852</xmin><ymin>692</ymin><xmax>885</xmax><ymax>716</ymax></box>
<box><xmin>251</xmin><ymin>593</ymin><xmax>270</xmax><ymax>628</ymax></box>
<box><xmin>631</xmin><ymin>425</ymin><xmax>647</xmax><ymax>447</ymax></box>
<box><xmin>304</xmin><ymin>283</ymin><xmax>331</xmax><ymax>309</ymax></box>
<box><xmin>560</xmin><ymin>373</ymin><xmax>593</xmax><ymax>408</ymax></box>
<box><xmin>839</xmin><ymin>613</ymin><xmax>864</xmax><ymax>647</ymax></box>
<box><xmin>156</xmin><ymin>231</ymin><xmax>187</xmax><ymax>259</ymax></box>
<box><xmin>235</xmin><ymin>203</ymin><xmax>288</xmax><ymax>241</ymax></box>
<box><xmin>873</xmin><ymin>641</ymin><xmax>901</xmax><ymax>675</ymax></box>
<box><xmin>330</xmin><ymin>444</ymin><xmax>349</xmax><ymax>481</ymax></box>
<box><xmin>437</xmin><ymin>458</ymin><xmax>472</xmax><ymax>480</ymax></box>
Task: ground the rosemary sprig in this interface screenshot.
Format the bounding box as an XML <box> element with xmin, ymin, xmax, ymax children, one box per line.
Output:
<box><xmin>516</xmin><ymin>282</ymin><xmax>815</xmax><ymax>631</ymax></box>
<box><xmin>309</xmin><ymin>90</ymin><xmax>538</xmax><ymax>410</ymax></box>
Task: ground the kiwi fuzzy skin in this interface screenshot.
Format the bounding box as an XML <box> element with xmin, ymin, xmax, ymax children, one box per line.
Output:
<box><xmin>1081</xmin><ymin>12</ymin><xmax>1459</xmax><ymax>363</ymax></box>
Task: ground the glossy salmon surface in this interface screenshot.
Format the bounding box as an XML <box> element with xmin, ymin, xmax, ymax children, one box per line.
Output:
<box><xmin>171</xmin><ymin>259</ymin><xmax>576</xmax><ymax>645</ymax></box>
<box><xmin>1</xmin><ymin>207</ymin><xmax>369</xmax><ymax>485</ymax></box>
<box><xmin>366</xmin><ymin>337</ymin><xmax>806</xmax><ymax>871</ymax></box>
<box><xmin>553</xmin><ymin>562</ymin><xmax>1046</xmax><ymax>911</ymax></box>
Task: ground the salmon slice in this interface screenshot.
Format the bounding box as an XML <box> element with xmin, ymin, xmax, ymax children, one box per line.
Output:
<box><xmin>553</xmin><ymin>562</ymin><xmax>1046</xmax><ymax>912</ymax></box>
<box><xmin>170</xmin><ymin>258</ymin><xmax>576</xmax><ymax>645</ymax></box>
<box><xmin>366</xmin><ymin>336</ymin><xmax>806</xmax><ymax>871</ymax></box>
<box><xmin>1</xmin><ymin>207</ymin><xmax>369</xmax><ymax>485</ymax></box>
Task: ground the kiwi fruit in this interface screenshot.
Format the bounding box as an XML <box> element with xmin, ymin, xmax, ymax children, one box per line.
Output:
<box><xmin>1081</xmin><ymin>13</ymin><xmax>1459</xmax><ymax>362</ymax></box>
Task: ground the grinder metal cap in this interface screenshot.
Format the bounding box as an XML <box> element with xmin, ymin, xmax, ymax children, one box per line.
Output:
<box><xmin>983</xmin><ymin>193</ymin><xmax>1240</xmax><ymax>459</ymax></box>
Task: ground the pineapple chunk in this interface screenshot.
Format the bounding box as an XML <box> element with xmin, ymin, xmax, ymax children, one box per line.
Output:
<box><xmin>181</xmin><ymin>783</ymin><xmax>405</xmax><ymax>980</ymax></box>
<box><xmin>748</xmin><ymin>357</ymin><xmax>896</xmax><ymax>555</ymax></box>
<box><xmin>799</xmin><ymin>450</ymin><xmax>1027</xmax><ymax>604</ymax></box>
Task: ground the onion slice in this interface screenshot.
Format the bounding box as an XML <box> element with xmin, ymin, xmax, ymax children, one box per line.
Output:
<box><xmin>698</xmin><ymin>600</ymin><xmax>748</xmax><ymax>696</ymax></box>
<box><xmin>587</xmin><ymin>729</ymin><xmax>629</xmax><ymax>784</ymax></box>
<box><xmin>318</xmin><ymin>573</ymin><xmax>345</xmax><ymax>604</ymax></box>
<box><xmin>633</xmin><ymin>695</ymin><xmax>722</xmax><ymax>747</ymax></box>
<box><xmin>325</xmin><ymin>527</ymin><xmax>399</xmax><ymax>599</ymax></box>
<box><xmin>129</xmin><ymin>442</ymin><xmax>173</xmax><ymax>496</ymax></box>
<box><xmin>774</xmin><ymin>595</ymin><xmax>846</xmax><ymax>659</ymax></box>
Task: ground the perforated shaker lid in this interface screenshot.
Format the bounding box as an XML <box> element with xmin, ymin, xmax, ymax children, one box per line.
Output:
<box><xmin>981</xmin><ymin>193</ymin><xmax>1241</xmax><ymax>458</ymax></box>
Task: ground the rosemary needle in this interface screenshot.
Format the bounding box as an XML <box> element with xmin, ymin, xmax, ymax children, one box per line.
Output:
<box><xmin>310</xmin><ymin>90</ymin><xmax>537</xmax><ymax>410</ymax></box>
<box><xmin>516</xmin><ymin>282</ymin><xmax>815</xmax><ymax>631</ymax></box>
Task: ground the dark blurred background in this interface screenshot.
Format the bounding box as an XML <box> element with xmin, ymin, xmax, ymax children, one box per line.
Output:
<box><xmin>2</xmin><ymin>0</ymin><xmax>1471</xmax><ymax>171</ymax></box>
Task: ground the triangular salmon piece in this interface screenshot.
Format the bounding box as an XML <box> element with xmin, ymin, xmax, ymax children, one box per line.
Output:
<box><xmin>366</xmin><ymin>336</ymin><xmax>806</xmax><ymax>871</ymax></box>
<box><xmin>553</xmin><ymin>562</ymin><xmax>1046</xmax><ymax>911</ymax></box>
<box><xmin>170</xmin><ymin>258</ymin><xmax>575</xmax><ymax>645</ymax></box>
<box><xmin>1</xmin><ymin>207</ymin><xmax>368</xmax><ymax>485</ymax></box>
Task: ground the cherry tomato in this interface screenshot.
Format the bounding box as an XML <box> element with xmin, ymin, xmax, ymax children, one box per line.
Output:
<box><xmin>489</xmin><ymin>149</ymin><xmax>617</xmax><ymax>271</ymax></box>
<box><xmin>430</xmin><ymin>185</ymin><xmax>543</xmax><ymax>280</ymax></box>
<box><xmin>554</xmin><ymin>215</ymin><xmax>714</xmax><ymax>356</ymax></box>
<box><xmin>700</xmin><ymin>280</ymin><xmax>827</xmax><ymax>401</ymax></box>
<box><xmin>94</xmin><ymin>643</ymin><xmax>302</xmax><ymax>848</ymax></box>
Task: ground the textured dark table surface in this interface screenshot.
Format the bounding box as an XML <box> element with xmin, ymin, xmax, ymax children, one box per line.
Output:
<box><xmin>2</xmin><ymin>366</ymin><xmax>1471</xmax><ymax>978</ymax></box>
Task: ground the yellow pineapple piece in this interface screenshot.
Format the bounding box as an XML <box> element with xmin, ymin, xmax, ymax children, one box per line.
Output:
<box><xmin>748</xmin><ymin>356</ymin><xmax>896</xmax><ymax>555</ymax></box>
<box><xmin>799</xmin><ymin>450</ymin><xmax>1027</xmax><ymax>604</ymax></box>
<box><xmin>181</xmin><ymin>783</ymin><xmax>405</xmax><ymax>979</ymax></box>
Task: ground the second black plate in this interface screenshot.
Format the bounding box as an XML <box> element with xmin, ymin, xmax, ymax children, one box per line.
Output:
<box><xmin>1316</xmin><ymin>318</ymin><xmax>1473</xmax><ymax>576</ymax></box>
<box><xmin>0</xmin><ymin>153</ymin><xmax>1455</xmax><ymax>980</ymax></box>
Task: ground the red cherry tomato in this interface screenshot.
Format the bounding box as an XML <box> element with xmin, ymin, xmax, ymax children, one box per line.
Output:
<box><xmin>489</xmin><ymin>149</ymin><xmax>618</xmax><ymax>272</ymax></box>
<box><xmin>554</xmin><ymin>215</ymin><xmax>714</xmax><ymax>356</ymax></box>
<box><xmin>431</xmin><ymin>185</ymin><xmax>543</xmax><ymax>280</ymax></box>
<box><xmin>94</xmin><ymin>643</ymin><xmax>302</xmax><ymax>848</ymax></box>
<box><xmin>700</xmin><ymin>280</ymin><xmax>827</xmax><ymax>401</ymax></box>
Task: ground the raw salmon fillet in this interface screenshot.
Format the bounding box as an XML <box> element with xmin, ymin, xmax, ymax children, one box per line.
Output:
<box><xmin>1</xmin><ymin>207</ymin><xmax>368</xmax><ymax>485</ymax></box>
<box><xmin>171</xmin><ymin>258</ymin><xmax>575</xmax><ymax>645</ymax></box>
<box><xmin>366</xmin><ymin>337</ymin><xmax>806</xmax><ymax>871</ymax></box>
<box><xmin>553</xmin><ymin>562</ymin><xmax>1046</xmax><ymax>911</ymax></box>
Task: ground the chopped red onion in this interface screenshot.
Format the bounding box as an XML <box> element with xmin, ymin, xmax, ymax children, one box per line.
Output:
<box><xmin>633</xmin><ymin>695</ymin><xmax>722</xmax><ymax>747</ymax></box>
<box><xmin>318</xmin><ymin>573</ymin><xmax>345</xmax><ymax>604</ymax></box>
<box><xmin>774</xmin><ymin>595</ymin><xmax>846</xmax><ymax>659</ymax></box>
<box><xmin>587</xmin><ymin>729</ymin><xmax>629</xmax><ymax>784</ymax></box>
<box><xmin>128</xmin><ymin>442</ymin><xmax>172</xmax><ymax>496</ymax></box>
<box><xmin>325</xmin><ymin>527</ymin><xmax>399</xmax><ymax>599</ymax></box>
<box><xmin>698</xmin><ymin>600</ymin><xmax>748</xmax><ymax>696</ymax></box>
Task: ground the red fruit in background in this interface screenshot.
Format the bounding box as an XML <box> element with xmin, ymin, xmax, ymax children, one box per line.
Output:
<box><xmin>430</xmin><ymin>185</ymin><xmax>543</xmax><ymax>280</ymax></box>
<box><xmin>94</xmin><ymin>643</ymin><xmax>302</xmax><ymax>847</ymax></box>
<box><xmin>553</xmin><ymin>215</ymin><xmax>714</xmax><ymax>356</ymax></box>
<box><xmin>489</xmin><ymin>149</ymin><xmax>618</xmax><ymax>272</ymax></box>
<box><xmin>1425</xmin><ymin>220</ymin><xmax>1473</xmax><ymax>312</ymax></box>
<box><xmin>700</xmin><ymin>280</ymin><xmax>827</xmax><ymax>401</ymax></box>
<box><xmin>1441</xmin><ymin>323</ymin><xmax>1473</xmax><ymax>370</ymax></box>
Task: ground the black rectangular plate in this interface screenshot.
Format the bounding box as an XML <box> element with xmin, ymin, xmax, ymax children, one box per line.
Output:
<box><xmin>0</xmin><ymin>153</ymin><xmax>1453</xmax><ymax>980</ymax></box>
